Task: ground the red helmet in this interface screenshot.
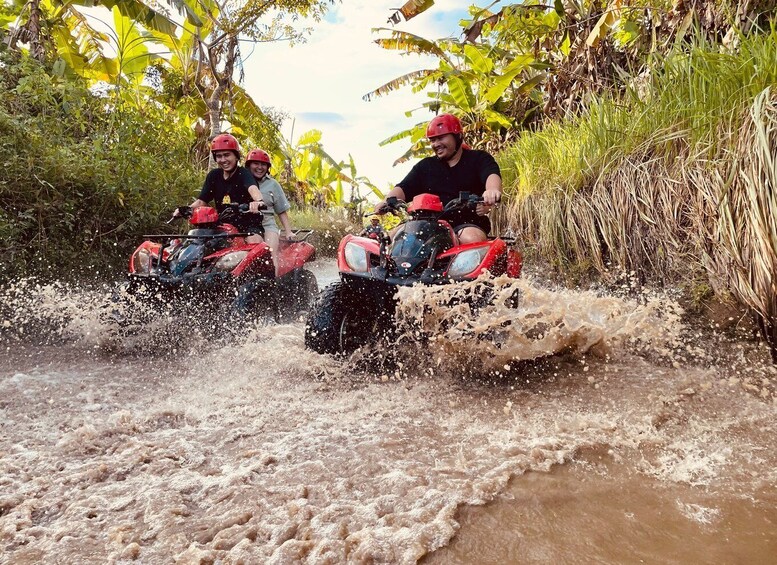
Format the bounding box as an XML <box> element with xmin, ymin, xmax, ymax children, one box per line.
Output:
<box><xmin>426</xmin><ymin>114</ymin><xmax>463</xmax><ymax>139</ymax></box>
<box><xmin>245</xmin><ymin>148</ymin><xmax>271</xmax><ymax>166</ymax></box>
<box><xmin>191</xmin><ymin>206</ymin><xmax>219</xmax><ymax>225</ymax></box>
<box><xmin>211</xmin><ymin>133</ymin><xmax>240</xmax><ymax>157</ymax></box>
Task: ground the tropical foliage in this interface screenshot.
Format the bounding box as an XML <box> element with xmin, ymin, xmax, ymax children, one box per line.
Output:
<box><xmin>0</xmin><ymin>53</ymin><xmax>199</xmax><ymax>279</ymax></box>
<box><xmin>0</xmin><ymin>52</ymin><xmax>378</xmax><ymax>279</ymax></box>
<box><xmin>367</xmin><ymin>0</ymin><xmax>777</xmax><ymax>161</ymax></box>
<box><xmin>499</xmin><ymin>29</ymin><xmax>777</xmax><ymax>358</ymax></box>
<box><xmin>3</xmin><ymin>0</ymin><xmax>338</xmax><ymax>163</ymax></box>
<box><xmin>372</xmin><ymin>1</ymin><xmax>777</xmax><ymax>358</ymax></box>
<box><xmin>274</xmin><ymin>129</ymin><xmax>383</xmax><ymax>218</ymax></box>
<box><xmin>0</xmin><ymin>0</ymin><xmax>384</xmax><ymax>277</ymax></box>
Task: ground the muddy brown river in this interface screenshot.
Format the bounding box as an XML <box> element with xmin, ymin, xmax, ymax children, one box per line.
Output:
<box><xmin>1</xmin><ymin>262</ymin><xmax>776</xmax><ymax>564</ymax></box>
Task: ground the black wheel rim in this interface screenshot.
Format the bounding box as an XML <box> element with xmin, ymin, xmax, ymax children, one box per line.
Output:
<box><xmin>338</xmin><ymin>311</ymin><xmax>357</xmax><ymax>352</ymax></box>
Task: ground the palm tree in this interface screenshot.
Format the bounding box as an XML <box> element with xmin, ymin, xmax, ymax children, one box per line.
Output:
<box><xmin>363</xmin><ymin>26</ymin><xmax>541</xmax><ymax>161</ymax></box>
<box><xmin>4</xmin><ymin>0</ymin><xmax>336</xmax><ymax>156</ymax></box>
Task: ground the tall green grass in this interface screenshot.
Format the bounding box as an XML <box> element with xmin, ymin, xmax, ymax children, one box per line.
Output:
<box><xmin>500</xmin><ymin>30</ymin><xmax>777</xmax><ymax>198</ymax></box>
<box><xmin>498</xmin><ymin>28</ymin><xmax>777</xmax><ymax>358</ymax></box>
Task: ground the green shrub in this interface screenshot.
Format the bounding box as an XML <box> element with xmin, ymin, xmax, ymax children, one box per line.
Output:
<box><xmin>0</xmin><ymin>54</ymin><xmax>201</xmax><ymax>281</ymax></box>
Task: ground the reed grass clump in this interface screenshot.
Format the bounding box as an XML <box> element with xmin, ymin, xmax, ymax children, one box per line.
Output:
<box><xmin>499</xmin><ymin>30</ymin><xmax>777</xmax><ymax>358</ymax></box>
<box><xmin>290</xmin><ymin>207</ymin><xmax>360</xmax><ymax>256</ymax></box>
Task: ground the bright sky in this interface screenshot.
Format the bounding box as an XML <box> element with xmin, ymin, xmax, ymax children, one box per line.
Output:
<box><xmin>242</xmin><ymin>0</ymin><xmax>472</xmax><ymax>196</ymax></box>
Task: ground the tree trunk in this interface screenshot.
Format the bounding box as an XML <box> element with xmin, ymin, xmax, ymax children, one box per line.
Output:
<box><xmin>204</xmin><ymin>35</ymin><xmax>238</xmax><ymax>168</ymax></box>
<box><xmin>28</xmin><ymin>0</ymin><xmax>45</xmax><ymax>63</ymax></box>
<box><xmin>206</xmin><ymin>35</ymin><xmax>239</xmax><ymax>139</ymax></box>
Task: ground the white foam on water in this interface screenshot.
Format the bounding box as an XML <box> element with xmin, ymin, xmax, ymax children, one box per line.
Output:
<box><xmin>676</xmin><ymin>501</ymin><xmax>722</xmax><ymax>524</ymax></box>
<box><xmin>1</xmin><ymin>271</ymin><xmax>776</xmax><ymax>562</ymax></box>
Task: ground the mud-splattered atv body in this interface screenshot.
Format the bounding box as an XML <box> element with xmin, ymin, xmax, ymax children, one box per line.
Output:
<box><xmin>304</xmin><ymin>192</ymin><xmax>522</xmax><ymax>355</ymax></box>
<box><xmin>118</xmin><ymin>204</ymin><xmax>317</xmax><ymax>324</ymax></box>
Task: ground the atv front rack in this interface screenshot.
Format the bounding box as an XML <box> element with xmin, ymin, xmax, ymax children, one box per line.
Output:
<box><xmin>141</xmin><ymin>233</ymin><xmax>254</xmax><ymax>241</ymax></box>
<box><xmin>286</xmin><ymin>229</ymin><xmax>314</xmax><ymax>242</ymax></box>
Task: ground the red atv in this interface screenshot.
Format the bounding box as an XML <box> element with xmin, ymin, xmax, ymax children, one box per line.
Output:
<box><xmin>304</xmin><ymin>192</ymin><xmax>522</xmax><ymax>355</ymax></box>
<box><xmin>117</xmin><ymin>204</ymin><xmax>317</xmax><ymax>324</ymax></box>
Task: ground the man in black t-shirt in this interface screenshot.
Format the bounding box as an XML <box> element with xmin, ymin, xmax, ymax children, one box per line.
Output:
<box><xmin>175</xmin><ymin>133</ymin><xmax>265</xmax><ymax>242</ymax></box>
<box><xmin>375</xmin><ymin>114</ymin><xmax>502</xmax><ymax>244</ymax></box>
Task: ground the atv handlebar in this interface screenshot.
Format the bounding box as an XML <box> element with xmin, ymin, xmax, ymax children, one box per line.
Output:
<box><xmin>167</xmin><ymin>206</ymin><xmax>193</xmax><ymax>224</ymax></box>
<box><xmin>141</xmin><ymin>232</ymin><xmax>256</xmax><ymax>241</ymax></box>
<box><xmin>370</xmin><ymin>196</ymin><xmax>407</xmax><ymax>217</ymax></box>
<box><xmin>218</xmin><ymin>203</ymin><xmax>268</xmax><ymax>223</ymax></box>
<box><xmin>370</xmin><ymin>192</ymin><xmax>483</xmax><ymax>219</ymax></box>
<box><xmin>443</xmin><ymin>191</ymin><xmax>483</xmax><ymax>213</ymax></box>
<box><xmin>169</xmin><ymin>202</ymin><xmax>268</xmax><ymax>223</ymax></box>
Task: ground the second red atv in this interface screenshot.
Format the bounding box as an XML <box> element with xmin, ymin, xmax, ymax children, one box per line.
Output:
<box><xmin>117</xmin><ymin>204</ymin><xmax>317</xmax><ymax>325</ymax></box>
<box><xmin>304</xmin><ymin>192</ymin><xmax>522</xmax><ymax>355</ymax></box>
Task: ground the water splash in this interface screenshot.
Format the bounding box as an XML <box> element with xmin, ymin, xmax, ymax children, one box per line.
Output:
<box><xmin>1</xmin><ymin>272</ymin><xmax>777</xmax><ymax>562</ymax></box>
<box><xmin>0</xmin><ymin>278</ymin><xmax>252</xmax><ymax>355</ymax></box>
<box><xmin>0</xmin><ymin>278</ymin><xmax>114</xmax><ymax>347</ymax></box>
<box><xmin>393</xmin><ymin>274</ymin><xmax>691</xmax><ymax>376</ymax></box>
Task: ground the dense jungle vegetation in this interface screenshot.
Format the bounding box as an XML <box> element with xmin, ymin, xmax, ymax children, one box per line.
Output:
<box><xmin>1</xmin><ymin>0</ymin><xmax>776</xmax><ymax>355</ymax></box>
<box><xmin>0</xmin><ymin>0</ymin><xmax>375</xmax><ymax>279</ymax></box>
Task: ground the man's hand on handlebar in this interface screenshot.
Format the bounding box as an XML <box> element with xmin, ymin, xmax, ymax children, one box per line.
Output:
<box><xmin>482</xmin><ymin>188</ymin><xmax>501</xmax><ymax>205</ymax></box>
<box><xmin>477</xmin><ymin>188</ymin><xmax>502</xmax><ymax>216</ymax></box>
<box><xmin>248</xmin><ymin>200</ymin><xmax>265</xmax><ymax>213</ymax></box>
<box><xmin>374</xmin><ymin>200</ymin><xmax>390</xmax><ymax>214</ymax></box>
<box><xmin>373</xmin><ymin>196</ymin><xmax>405</xmax><ymax>215</ymax></box>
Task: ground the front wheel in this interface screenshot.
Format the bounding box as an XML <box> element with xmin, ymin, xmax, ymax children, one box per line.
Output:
<box><xmin>102</xmin><ymin>280</ymin><xmax>154</xmax><ymax>333</ymax></box>
<box><xmin>230</xmin><ymin>280</ymin><xmax>278</xmax><ymax>323</ymax></box>
<box><xmin>275</xmin><ymin>269</ymin><xmax>319</xmax><ymax>323</ymax></box>
<box><xmin>304</xmin><ymin>281</ymin><xmax>381</xmax><ymax>355</ymax></box>
<box><xmin>289</xmin><ymin>269</ymin><xmax>319</xmax><ymax>313</ymax></box>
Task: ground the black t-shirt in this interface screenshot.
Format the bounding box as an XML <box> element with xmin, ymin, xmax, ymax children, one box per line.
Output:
<box><xmin>198</xmin><ymin>166</ymin><xmax>256</xmax><ymax>212</ymax></box>
<box><xmin>396</xmin><ymin>149</ymin><xmax>500</xmax><ymax>231</ymax></box>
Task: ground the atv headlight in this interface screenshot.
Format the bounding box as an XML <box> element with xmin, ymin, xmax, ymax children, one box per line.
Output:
<box><xmin>214</xmin><ymin>250</ymin><xmax>248</xmax><ymax>272</ymax></box>
<box><xmin>132</xmin><ymin>248</ymin><xmax>152</xmax><ymax>274</ymax></box>
<box><xmin>447</xmin><ymin>246</ymin><xmax>489</xmax><ymax>278</ymax></box>
<box><xmin>344</xmin><ymin>241</ymin><xmax>369</xmax><ymax>272</ymax></box>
